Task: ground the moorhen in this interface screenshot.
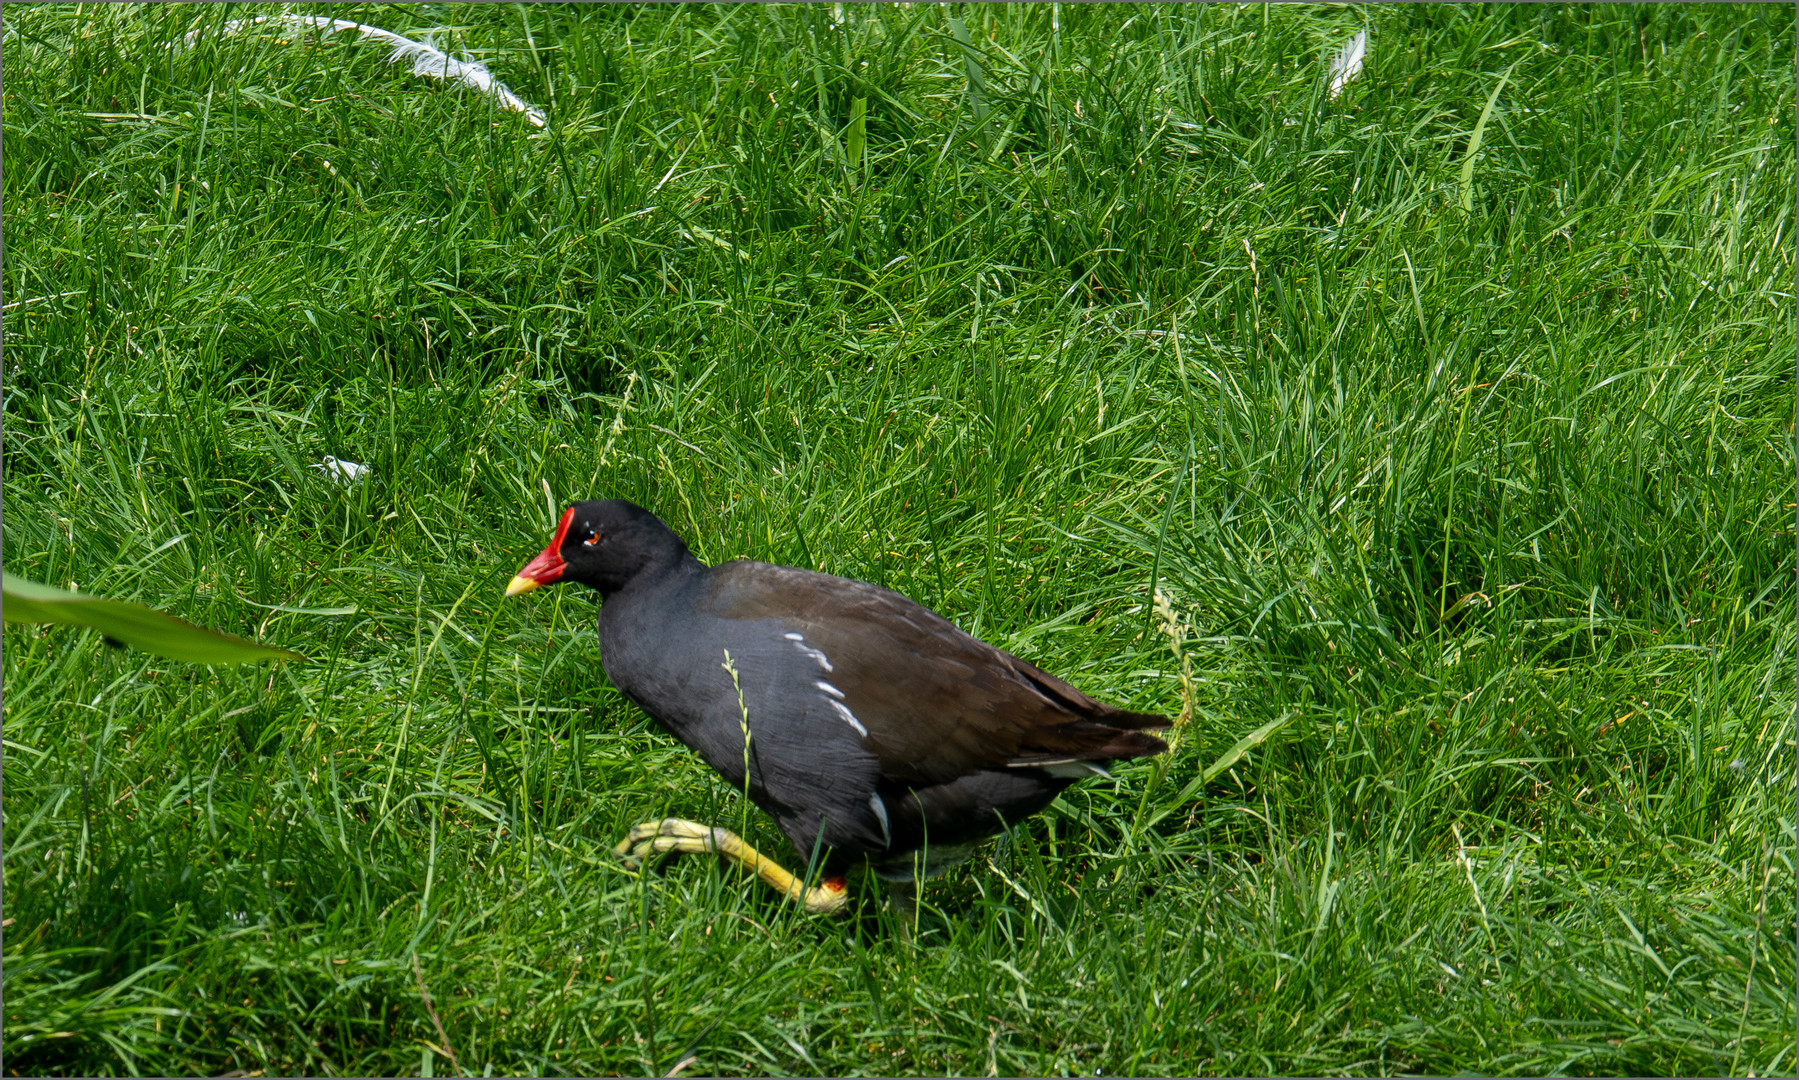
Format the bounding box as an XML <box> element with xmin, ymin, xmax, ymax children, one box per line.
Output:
<box><xmin>507</xmin><ymin>499</ymin><xmax>1169</xmax><ymax>914</ymax></box>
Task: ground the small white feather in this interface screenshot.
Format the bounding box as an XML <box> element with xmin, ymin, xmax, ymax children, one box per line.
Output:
<box><xmin>1327</xmin><ymin>29</ymin><xmax>1368</xmax><ymax>100</ymax></box>
<box><xmin>311</xmin><ymin>455</ymin><xmax>370</xmax><ymax>485</ymax></box>
<box><xmin>181</xmin><ymin>15</ymin><xmax>546</xmax><ymax>127</ymax></box>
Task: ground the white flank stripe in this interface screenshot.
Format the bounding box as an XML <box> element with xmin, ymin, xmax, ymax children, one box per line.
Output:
<box><xmin>790</xmin><ymin>640</ymin><xmax>833</xmax><ymax>672</ymax></box>
<box><xmin>816</xmin><ymin>681</ymin><xmax>845</xmax><ymax>699</ymax></box>
<box><xmin>869</xmin><ymin>793</ymin><xmax>892</xmax><ymax>847</ymax></box>
<box><xmin>1039</xmin><ymin>760</ymin><xmax>1111</xmax><ymax>779</ymax></box>
<box><xmin>828</xmin><ymin>698</ymin><xmax>868</xmax><ymax>737</ymax></box>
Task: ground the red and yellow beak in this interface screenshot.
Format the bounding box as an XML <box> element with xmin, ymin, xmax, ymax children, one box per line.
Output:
<box><xmin>506</xmin><ymin>507</ymin><xmax>575</xmax><ymax>596</ymax></box>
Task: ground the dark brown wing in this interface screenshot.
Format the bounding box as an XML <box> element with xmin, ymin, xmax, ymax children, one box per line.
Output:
<box><xmin>702</xmin><ymin>562</ymin><xmax>1169</xmax><ymax>788</ymax></box>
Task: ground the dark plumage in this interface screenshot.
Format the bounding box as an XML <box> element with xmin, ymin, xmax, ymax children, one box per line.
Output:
<box><xmin>507</xmin><ymin>499</ymin><xmax>1169</xmax><ymax>912</ymax></box>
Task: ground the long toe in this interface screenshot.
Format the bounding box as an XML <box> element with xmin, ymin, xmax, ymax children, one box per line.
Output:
<box><xmin>614</xmin><ymin>818</ymin><xmax>707</xmax><ymax>860</ymax></box>
<box><xmin>629</xmin><ymin>835</ymin><xmax>705</xmax><ymax>860</ymax></box>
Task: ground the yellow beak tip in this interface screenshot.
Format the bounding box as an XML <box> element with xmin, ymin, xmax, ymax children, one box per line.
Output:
<box><xmin>505</xmin><ymin>575</ymin><xmax>541</xmax><ymax>597</ymax></box>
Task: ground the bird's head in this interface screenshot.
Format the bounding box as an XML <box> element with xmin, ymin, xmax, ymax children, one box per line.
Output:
<box><xmin>506</xmin><ymin>499</ymin><xmax>689</xmax><ymax>599</ymax></box>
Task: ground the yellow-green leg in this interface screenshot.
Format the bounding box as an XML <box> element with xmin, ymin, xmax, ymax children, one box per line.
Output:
<box><xmin>614</xmin><ymin>818</ymin><xmax>850</xmax><ymax>915</ymax></box>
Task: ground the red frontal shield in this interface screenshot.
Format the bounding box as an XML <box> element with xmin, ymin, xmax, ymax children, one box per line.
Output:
<box><xmin>506</xmin><ymin>506</ymin><xmax>575</xmax><ymax>596</ymax></box>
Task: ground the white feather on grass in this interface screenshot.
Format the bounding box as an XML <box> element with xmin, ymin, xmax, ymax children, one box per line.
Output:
<box><xmin>181</xmin><ymin>15</ymin><xmax>546</xmax><ymax>127</ymax></box>
<box><xmin>1327</xmin><ymin>29</ymin><xmax>1368</xmax><ymax>100</ymax></box>
<box><xmin>311</xmin><ymin>456</ymin><xmax>370</xmax><ymax>485</ymax></box>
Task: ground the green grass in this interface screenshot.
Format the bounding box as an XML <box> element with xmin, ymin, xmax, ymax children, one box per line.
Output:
<box><xmin>4</xmin><ymin>3</ymin><xmax>1794</xmax><ymax>1075</ymax></box>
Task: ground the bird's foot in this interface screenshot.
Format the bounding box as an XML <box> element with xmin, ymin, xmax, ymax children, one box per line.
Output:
<box><xmin>612</xmin><ymin>818</ymin><xmax>849</xmax><ymax>915</ymax></box>
<box><xmin>613</xmin><ymin>817</ymin><xmax>724</xmax><ymax>862</ymax></box>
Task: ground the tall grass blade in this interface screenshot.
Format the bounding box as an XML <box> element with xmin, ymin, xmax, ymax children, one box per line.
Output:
<box><xmin>1459</xmin><ymin>60</ymin><xmax>1518</xmax><ymax>211</ymax></box>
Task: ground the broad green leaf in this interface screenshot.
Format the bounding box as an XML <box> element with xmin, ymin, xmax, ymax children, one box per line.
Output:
<box><xmin>2</xmin><ymin>573</ymin><xmax>304</xmax><ymax>664</ymax></box>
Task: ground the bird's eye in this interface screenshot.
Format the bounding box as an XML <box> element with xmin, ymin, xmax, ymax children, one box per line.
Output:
<box><xmin>582</xmin><ymin>529</ymin><xmax>600</xmax><ymax>547</ymax></box>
